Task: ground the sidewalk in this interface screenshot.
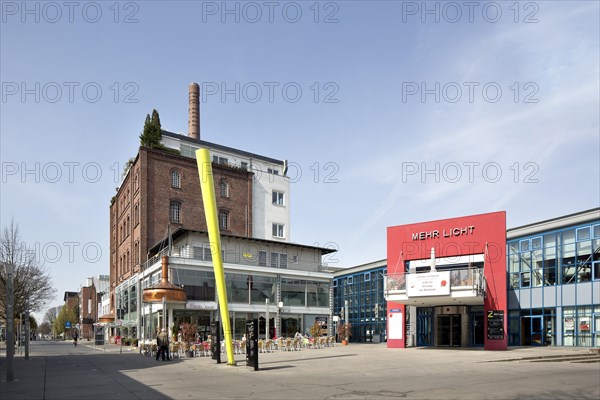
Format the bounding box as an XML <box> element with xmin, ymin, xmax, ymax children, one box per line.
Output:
<box><xmin>1</xmin><ymin>341</ymin><xmax>599</xmax><ymax>400</ymax></box>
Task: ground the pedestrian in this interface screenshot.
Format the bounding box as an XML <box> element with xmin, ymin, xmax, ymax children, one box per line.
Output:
<box><xmin>156</xmin><ymin>328</ymin><xmax>168</xmax><ymax>361</ymax></box>
<box><xmin>73</xmin><ymin>330</ymin><xmax>78</xmax><ymax>347</ymax></box>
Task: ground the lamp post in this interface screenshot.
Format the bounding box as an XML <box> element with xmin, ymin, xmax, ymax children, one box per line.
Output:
<box><xmin>4</xmin><ymin>263</ymin><xmax>15</xmax><ymax>381</ymax></box>
<box><xmin>265</xmin><ymin>299</ymin><xmax>269</xmax><ymax>340</ymax></box>
<box><xmin>25</xmin><ymin>297</ymin><xmax>30</xmax><ymax>360</ymax></box>
<box><xmin>277</xmin><ymin>302</ymin><xmax>283</xmax><ymax>338</ymax></box>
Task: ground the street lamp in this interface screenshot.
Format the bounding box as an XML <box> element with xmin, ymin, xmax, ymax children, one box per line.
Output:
<box><xmin>4</xmin><ymin>263</ymin><xmax>15</xmax><ymax>381</ymax></box>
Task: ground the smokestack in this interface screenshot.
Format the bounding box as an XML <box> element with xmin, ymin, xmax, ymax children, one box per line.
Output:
<box><xmin>188</xmin><ymin>82</ymin><xmax>200</xmax><ymax>139</ymax></box>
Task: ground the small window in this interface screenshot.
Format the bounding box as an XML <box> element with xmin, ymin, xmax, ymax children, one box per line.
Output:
<box><xmin>593</xmin><ymin>224</ymin><xmax>600</xmax><ymax>238</ymax></box>
<box><xmin>170</xmin><ymin>201</ymin><xmax>181</xmax><ymax>223</ymax></box>
<box><xmin>280</xmin><ymin>254</ymin><xmax>288</xmax><ymax>268</ymax></box>
<box><xmin>240</xmin><ymin>162</ymin><xmax>248</xmax><ymax>170</ymax></box>
<box><xmin>364</xmin><ymin>273</ymin><xmax>371</xmax><ymax>281</ymax></box>
<box><xmin>271</xmin><ymin>253</ymin><xmax>279</xmax><ymax>268</ymax></box>
<box><xmin>220</xmin><ymin>180</ymin><xmax>229</xmax><ymax>198</ymax></box>
<box><xmin>267</xmin><ymin>168</ymin><xmax>279</xmax><ymax>175</ymax></box>
<box><xmin>577</xmin><ymin>227</ymin><xmax>591</xmax><ymax>241</ymax></box>
<box><xmin>272</xmin><ymin>223</ymin><xmax>284</xmax><ymax>238</ymax></box>
<box><xmin>171</xmin><ymin>170</ymin><xmax>181</xmax><ymax>189</ymax></box>
<box><xmin>258</xmin><ymin>251</ymin><xmax>267</xmax><ymax>267</ymax></box>
<box><xmin>218</xmin><ymin>210</ymin><xmax>229</xmax><ymax>230</ymax></box>
<box><xmin>272</xmin><ymin>191</ymin><xmax>284</xmax><ymax>206</ymax></box>
<box><xmin>519</xmin><ymin>239</ymin><xmax>530</xmax><ymax>252</ymax></box>
<box><xmin>347</xmin><ymin>276</ymin><xmax>353</xmax><ymax>285</ymax></box>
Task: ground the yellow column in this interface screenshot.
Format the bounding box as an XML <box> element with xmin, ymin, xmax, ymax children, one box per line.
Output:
<box><xmin>195</xmin><ymin>148</ymin><xmax>235</xmax><ymax>365</ymax></box>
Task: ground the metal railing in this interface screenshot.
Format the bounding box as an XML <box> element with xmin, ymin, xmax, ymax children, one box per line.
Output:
<box><xmin>384</xmin><ymin>267</ymin><xmax>485</xmax><ymax>298</ymax></box>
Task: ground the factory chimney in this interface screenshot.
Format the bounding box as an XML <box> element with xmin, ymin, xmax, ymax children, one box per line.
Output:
<box><xmin>188</xmin><ymin>82</ymin><xmax>200</xmax><ymax>139</ymax></box>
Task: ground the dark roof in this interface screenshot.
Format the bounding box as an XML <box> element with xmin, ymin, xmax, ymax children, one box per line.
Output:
<box><xmin>148</xmin><ymin>227</ymin><xmax>337</xmax><ymax>256</ymax></box>
<box><xmin>161</xmin><ymin>130</ymin><xmax>284</xmax><ymax>166</ymax></box>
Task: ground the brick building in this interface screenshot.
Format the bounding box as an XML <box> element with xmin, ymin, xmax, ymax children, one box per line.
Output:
<box><xmin>78</xmin><ymin>276</ymin><xmax>109</xmax><ymax>340</ymax></box>
<box><xmin>103</xmin><ymin>83</ymin><xmax>291</xmax><ymax>325</ymax></box>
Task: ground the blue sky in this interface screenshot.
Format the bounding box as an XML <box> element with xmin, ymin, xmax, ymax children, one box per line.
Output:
<box><xmin>1</xmin><ymin>0</ymin><xmax>599</xmax><ymax>319</ymax></box>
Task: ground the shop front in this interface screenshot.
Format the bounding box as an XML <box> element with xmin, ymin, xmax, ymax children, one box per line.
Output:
<box><xmin>386</xmin><ymin>211</ymin><xmax>508</xmax><ymax>350</ymax></box>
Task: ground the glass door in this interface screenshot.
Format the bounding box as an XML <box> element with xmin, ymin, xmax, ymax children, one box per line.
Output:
<box><xmin>417</xmin><ymin>308</ymin><xmax>433</xmax><ymax>346</ymax></box>
<box><xmin>531</xmin><ymin>316</ymin><xmax>543</xmax><ymax>345</ymax></box>
<box><xmin>471</xmin><ymin>314</ymin><xmax>484</xmax><ymax>346</ymax></box>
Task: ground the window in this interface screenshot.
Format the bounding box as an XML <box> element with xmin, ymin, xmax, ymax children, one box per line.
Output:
<box><xmin>170</xmin><ymin>201</ymin><xmax>181</xmax><ymax>223</ymax></box>
<box><xmin>134</xmin><ymin>203</ymin><xmax>139</xmax><ymax>226</ymax></box>
<box><xmin>272</xmin><ymin>191</ymin><xmax>284</xmax><ymax>206</ymax></box>
<box><xmin>258</xmin><ymin>251</ymin><xmax>267</xmax><ymax>267</ymax></box>
<box><xmin>220</xmin><ymin>179</ymin><xmax>229</xmax><ymax>198</ymax></box>
<box><xmin>219</xmin><ymin>210</ymin><xmax>229</xmax><ymax>230</ymax></box>
<box><xmin>272</xmin><ymin>223</ymin><xmax>284</xmax><ymax>238</ymax></box>
<box><xmin>267</xmin><ymin>168</ymin><xmax>279</xmax><ymax>175</ymax></box>
<box><xmin>213</xmin><ymin>155</ymin><xmax>228</xmax><ymax>165</ymax></box>
<box><xmin>240</xmin><ymin>162</ymin><xmax>248</xmax><ymax>170</ymax></box>
<box><xmin>171</xmin><ymin>169</ymin><xmax>181</xmax><ymax>189</ymax></box>
<box><xmin>269</xmin><ymin>252</ymin><xmax>287</xmax><ymax>268</ymax></box>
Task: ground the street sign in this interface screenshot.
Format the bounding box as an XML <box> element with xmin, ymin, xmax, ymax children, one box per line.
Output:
<box><xmin>65</xmin><ymin>321</ymin><xmax>71</xmax><ymax>328</ymax></box>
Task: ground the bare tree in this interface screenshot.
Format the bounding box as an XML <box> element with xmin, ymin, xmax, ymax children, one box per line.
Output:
<box><xmin>0</xmin><ymin>219</ymin><xmax>56</xmax><ymax>320</ymax></box>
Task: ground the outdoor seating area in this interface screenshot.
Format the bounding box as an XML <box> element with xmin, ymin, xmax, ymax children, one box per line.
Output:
<box><xmin>139</xmin><ymin>336</ymin><xmax>337</xmax><ymax>358</ymax></box>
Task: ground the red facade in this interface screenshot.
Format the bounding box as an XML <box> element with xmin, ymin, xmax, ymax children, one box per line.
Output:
<box><xmin>387</xmin><ymin>211</ymin><xmax>507</xmax><ymax>350</ymax></box>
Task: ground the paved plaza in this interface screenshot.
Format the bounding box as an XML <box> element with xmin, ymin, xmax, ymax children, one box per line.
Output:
<box><xmin>1</xmin><ymin>340</ymin><xmax>599</xmax><ymax>399</ymax></box>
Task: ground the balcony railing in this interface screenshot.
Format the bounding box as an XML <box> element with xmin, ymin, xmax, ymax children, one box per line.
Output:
<box><xmin>385</xmin><ymin>267</ymin><xmax>485</xmax><ymax>299</ymax></box>
<box><xmin>142</xmin><ymin>245</ymin><xmax>326</xmax><ymax>273</ymax></box>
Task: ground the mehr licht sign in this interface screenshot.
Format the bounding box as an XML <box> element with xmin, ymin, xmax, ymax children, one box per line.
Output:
<box><xmin>406</xmin><ymin>271</ymin><xmax>451</xmax><ymax>297</ymax></box>
<box><xmin>412</xmin><ymin>226</ymin><xmax>475</xmax><ymax>241</ymax></box>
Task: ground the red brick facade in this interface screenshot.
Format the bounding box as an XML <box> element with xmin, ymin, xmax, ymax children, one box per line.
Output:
<box><xmin>109</xmin><ymin>146</ymin><xmax>253</xmax><ymax>314</ymax></box>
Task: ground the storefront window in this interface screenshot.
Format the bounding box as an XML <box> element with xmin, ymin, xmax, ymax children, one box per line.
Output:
<box><xmin>281</xmin><ymin>279</ymin><xmax>306</xmax><ymax>306</ymax></box>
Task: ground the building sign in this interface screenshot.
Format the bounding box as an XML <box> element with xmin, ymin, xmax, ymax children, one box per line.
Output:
<box><xmin>412</xmin><ymin>226</ymin><xmax>475</xmax><ymax>241</ymax></box>
<box><xmin>388</xmin><ymin>310</ymin><xmax>403</xmax><ymax>340</ymax></box>
<box><xmin>246</xmin><ymin>319</ymin><xmax>258</xmax><ymax>371</ymax></box>
<box><xmin>487</xmin><ymin>310</ymin><xmax>504</xmax><ymax>340</ymax></box>
<box><xmin>406</xmin><ymin>271</ymin><xmax>451</xmax><ymax>297</ymax></box>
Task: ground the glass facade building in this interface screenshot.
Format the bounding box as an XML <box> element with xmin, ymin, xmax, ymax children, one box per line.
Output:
<box><xmin>333</xmin><ymin>260</ymin><xmax>387</xmax><ymax>343</ymax></box>
<box><xmin>507</xmin><ymin>211</ymin><xmax>600</xmax><ymax>347</ymax></box>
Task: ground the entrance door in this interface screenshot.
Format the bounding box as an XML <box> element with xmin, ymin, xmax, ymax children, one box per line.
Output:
<box><xmin>417</xmin><ymin>308</ymin><xmax>433</xmax><ymax>346</ymax></box>
<box><xmin>438</xmin><ymin>315</ymin><xmax>461</xmax><ymax>346</ymax></box>
<box><xmin>531</xmin><ymin>316</ymin><xmax>543</xmax><ymax>346</ymax></box>
<box><xmin>471</xmin><ymin>314</ymin><xmax>484</xmax><ymax>346</ymax></box>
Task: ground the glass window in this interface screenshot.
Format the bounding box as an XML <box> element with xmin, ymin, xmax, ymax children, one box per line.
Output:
<box><xmin>272</xmin><ymin>191</ymin><xmax>284</xmax><ymax>206</ymax></box>
<box><xmin>593</xmin><ymin>224</ymin><xmax>600</xmax><ymax>238</ymax></box>
<box><xmin>220</xmin><ymin>180</ymin><xmax>229</xmax><ymax>197</ymax></box>
<box><xmin>531</xmin><ymin>237</ymin><xmax>542</xmax><ymax>250</ymax></box>
<box><xmin>240</xmin><ymin>162</ymin><xmax>248</xmax><ymax>170</ymax></box>
<box><xmin>218</xmin><ymin>210</ymin><xmax>229</xmax><ymax>230</ymax></box>
<box><xmin>544</xmin><ymin>233</ymin><xmax>557</xmax><ymax>248</ymax></box>
<box><xmin>258</xmin><ymin>251</ymin><xmax>267</xmax><ymax>267</ymax></box>
<box><xmin>563</xmin><ymin>229</ymin><xmax>576</xmax><ymax>244</ymax></box>
<box><xmin>272</xmin><ymin>223</ymin><xmax>284</xmax><ymax>238</ymax></box>
<box><xmin>509</xmin><ymin>241</ymin><xmax>519</xmax><ymax>254</ymax></box>
<box><xmin>270</xmin><ymin>252</ymin><xmax>279</xmax><ymax>268</ymax></box>
<box><xmin>281</xmin><ymin>279</ymin><xmax>305</xmax><ymax>306</ymax></box>
<box><xmin>577</xmin><ymin>227</ymin><xmax>591</xmax><ymax>241</ymax></box>
<box><xmin>171</xmin><ymin>170</ymin><xmax>181</xmax><ymax>188</ymax></box>
<box><xmin>520</xmin><ymin>239</ymin><xmax>530</xmax><ymax>252</ymax></box>
<box><xmin>170</xmin><ymin>201</ymin><xmax>181</xmax><ymax>223</ymax></box>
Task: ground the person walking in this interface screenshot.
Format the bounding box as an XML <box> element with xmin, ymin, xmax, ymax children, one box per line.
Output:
<box><xmin>156</xmin><ymin>328</ymin><xmax>168</xmax><ymax>361</ymax></box>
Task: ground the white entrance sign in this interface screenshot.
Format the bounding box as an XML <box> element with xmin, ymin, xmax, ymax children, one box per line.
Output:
<box><xmin>406</xmin><ymin>271</ymin><xmax>451</xmax><ymax>297</ymax></box>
